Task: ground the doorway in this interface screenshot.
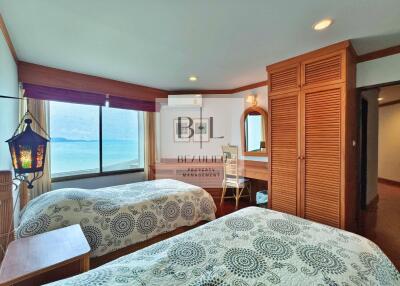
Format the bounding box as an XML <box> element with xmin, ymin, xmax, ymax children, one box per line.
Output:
<box><xmin>359</xmin><ymin>83</ymin><xmax>400</xmax><ymax>269</ymax></box>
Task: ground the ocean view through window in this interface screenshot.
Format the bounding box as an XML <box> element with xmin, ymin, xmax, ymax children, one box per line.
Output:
<box><xmin>49</xmin><ymin>101</ymin><xmax>144</xmax><ymax>178</ymax></box>
<box><xmin>102</xmin><ymin>107</ymin><xmax>142</xmax><ymax>172</ymax></box>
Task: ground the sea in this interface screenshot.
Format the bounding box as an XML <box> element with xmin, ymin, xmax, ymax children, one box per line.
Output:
<box><xmin>50</xmin><ymin>140</ymin><xmax>140</xmax><ymax>176</ymax></box>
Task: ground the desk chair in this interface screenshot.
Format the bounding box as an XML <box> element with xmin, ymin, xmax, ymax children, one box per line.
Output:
<box><xmin>220</xmin><ymin>145</ymin><xmax>251</xmax><ymax>209</ymax></box>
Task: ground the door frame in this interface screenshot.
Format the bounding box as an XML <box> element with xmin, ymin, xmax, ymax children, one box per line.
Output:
<box><xmin>357</xmin><ymin>80</ymin><xmax>400</xmax><ymax>212</ymax></box>
<box><xmin>359</xmin><ymin>97</ymin><xmax>368</xmax><ymax>210</ymax></box>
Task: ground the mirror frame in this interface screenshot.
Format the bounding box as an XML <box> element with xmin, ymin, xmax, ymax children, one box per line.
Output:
<box><xmin>240</xmin><ymin>106</ymin><xmax>268</xmax><ymax>157</ymax></box>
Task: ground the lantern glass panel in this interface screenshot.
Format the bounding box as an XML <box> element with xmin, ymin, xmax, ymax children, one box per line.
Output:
<box><xmin>36</xmin><ymin>145</ymin><xmax>45</xmax><ymax>168</ymax></box>
<box><xmin>11</xmin><ymin>146</ymin><xmax>18</xmax><ymax>169</ymax></box>
<box><xmin>19</xmin><ymin>145</ymin><xmax>33</xmax><ymax>169</ymax></box>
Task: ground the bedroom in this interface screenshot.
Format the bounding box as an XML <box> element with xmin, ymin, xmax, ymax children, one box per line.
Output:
<box><xmin>0</xmin><ymin>1</ymin><xmax>399</xmax><ymax>285</ymax></box>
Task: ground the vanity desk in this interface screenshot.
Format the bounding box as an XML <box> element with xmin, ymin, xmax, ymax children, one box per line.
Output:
<box><xmin>148</xmin><ymin>159</ymin><xmax>269</xmax><ymax>200</ymax></box>
<box><xmin>239</xmin><ymin>160</ymin><xmax>269</xmax><ymax>182</ymax></box>
<box><xmin>149</xmin><ymin>160</ymin><xmax>268</xmax><ymax>184</ymax></box>
<box><xmin>149</xmin><ymin>103</ymin><xmax>270</xmax><ymax>203</ymax></box>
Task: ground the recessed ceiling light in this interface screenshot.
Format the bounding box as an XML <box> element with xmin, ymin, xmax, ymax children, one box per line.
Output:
<box><xmin>313</xmin><ymin>18</ymin><xmax>333</xmax><ymax>31</ymax></box>
<box><xmin>378</xmin><ymin>97</ymin><xmax>384</xmax><ymax>101</ymax></box>
<box><xmin>189</xmin><ymin>76</ymin><xmax>198</xmax><ymax>82</ymax></box>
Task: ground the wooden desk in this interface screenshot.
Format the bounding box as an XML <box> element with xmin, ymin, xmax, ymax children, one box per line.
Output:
<box><xmin>0</xmin><ymin>225</ymin><xmax>90</xmax><ymax>286</ymax></box>
<box><xmin>150</xmin><ymin>159</ymin><xmax>269</xmax><ymax>188</ymax></box>
<box><xmin>239</xmin><ymin>160</ymin><xmax>269</xmax><ymax>181</ymax></box>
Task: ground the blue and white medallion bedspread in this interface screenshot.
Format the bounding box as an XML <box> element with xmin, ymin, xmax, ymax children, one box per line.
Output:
<box><xmin>16</xmin><ymin>179</ymin><xmax>216</xmax><ymax>257</ymax></box>
<box><xmin>47</xmin><ymin>207</ymin><xmax>399</xmax><ymax>286</ymax></box>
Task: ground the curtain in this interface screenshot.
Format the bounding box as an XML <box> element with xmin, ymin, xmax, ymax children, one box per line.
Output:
<box><xmin>23</xmin><ymin>83</ymin><xmax>106</xmax><ymax>106</ymax></box>
<box><xmin>144</xmin><ymin>112</ymin><xmax>156</xmax><ymax>180</ymax></box>
<box><xmin>26</xmin><ymin>98</ymin><xmax>52</xmax><ymax>199</ymax></box>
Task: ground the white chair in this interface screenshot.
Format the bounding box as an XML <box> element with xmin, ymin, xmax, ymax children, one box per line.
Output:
<box><xmin>220</xmin><ymin>145</ymin><xmax>251</xmax><ymax>209</ymax></box>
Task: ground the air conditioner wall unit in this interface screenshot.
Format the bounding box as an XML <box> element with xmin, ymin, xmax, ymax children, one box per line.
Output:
<box><xmin>168</xmin><ymin>94</ymin><xmax>202</xmax><ymax>107</ymax></box>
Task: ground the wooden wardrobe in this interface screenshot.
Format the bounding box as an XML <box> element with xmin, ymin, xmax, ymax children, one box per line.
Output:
<box><xmin>267</xmin><ymin>41</ymin><xmax>358</xmax><ymax>231</ymax></box>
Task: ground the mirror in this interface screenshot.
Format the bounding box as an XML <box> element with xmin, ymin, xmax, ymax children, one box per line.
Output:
<box><xmin>240</xmin><ymin>106</ymin><xmax>268</xmax><ymax>156</ymax></box>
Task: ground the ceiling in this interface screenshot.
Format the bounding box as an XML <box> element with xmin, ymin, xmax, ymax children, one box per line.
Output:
<box><xmin>379</xmin><ymin>85</ymin><xmax>400</xmax><ymax>105</ymax></box>
<box><xmin>1</xmin><ymin>0</ymin><xmax>400</xmax><ymax>90</ymax></box>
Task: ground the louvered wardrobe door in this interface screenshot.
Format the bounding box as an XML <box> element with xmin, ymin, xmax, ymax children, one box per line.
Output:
<box><xmin>269</xmin><ymin>65</ymin><xmax>300</xmax><ymax>95</ymax></box>
<box><xmin>269</xmin><ymin>92</ymin><xmax>299</xmax><ymax>215</ymax></box>
<box><xmin>302</xmin><ymin>84</ymin><xmax>344</xmax><ymax>227</ymax></box>
<box><xmin>302</xmin><ymin>51</ymin><xmax>345</xmax><ymax>89</ymax></box>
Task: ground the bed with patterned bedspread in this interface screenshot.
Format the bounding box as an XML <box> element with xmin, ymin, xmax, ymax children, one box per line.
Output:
<box><xmin>46</xmin><ymin>206</ymin><xmax>399</xmax><ymax>286</ymax></box>
<box><xmin>16</xmin><ymin>179</ymin><xmax>216</xmax><ymax>257</ymax></box>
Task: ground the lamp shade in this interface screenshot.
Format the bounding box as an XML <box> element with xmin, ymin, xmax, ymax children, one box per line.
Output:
<box><xmin>6</xmin><ymin>119</ymin><xmax>49</xmax><ymax>175</ymax></box>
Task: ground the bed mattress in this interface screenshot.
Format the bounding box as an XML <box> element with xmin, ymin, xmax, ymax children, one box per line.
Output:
<box><xmin>17</xmin><ymin>179</ymin><xmax>216</xmax><ymax>257</ymax></box>
<box><xmin>47</xmin><ymin>206</ymin><xmax>399</xmax><ymax>285</ymax></box>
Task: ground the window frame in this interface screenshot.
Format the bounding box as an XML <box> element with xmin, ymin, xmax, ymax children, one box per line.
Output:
<box><xmin>51</xmin><ymin>105</ymin><xmax>144</xmax><ymax>182</ymax></box>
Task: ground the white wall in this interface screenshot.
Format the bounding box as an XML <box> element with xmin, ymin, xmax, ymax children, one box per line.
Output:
<box><xmin>232</xmin><ymin>86</ymin><xmax>268</xmax><ymax>161</ymax></box>
<box><xmin>159</xmin><ymin>96</ymin><xmax>237</xmax><ymax>158</ymax></box>
<box><xmin>361</xmin><ymin>89</ymin><xmax>379</xmax><ymax>204</ymax></box>
<box><xmin>357</xmin><ymin>54</ymin><xmax>400</xmax><ymax>88</ymax></box>
<box><xmin>0</xmin><ymin>29</ymin><xmax>20</xmax><ymax>225</ymax></box>
<box><xmin>378</xmin><ymin>103</ymin><xmax>400</xmax><ymax>182</ymax></box>
<box><xmin>159</xmin><ymin>85</ymin><xmax>268</xmax><ymax>161</ymax></box>
<box><xmin>0</xmin><ymin>32</ymin><xmax>19</xmax><ymax>170</ymax></box>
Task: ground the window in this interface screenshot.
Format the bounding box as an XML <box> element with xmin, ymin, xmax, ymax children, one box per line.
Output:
<box><xmin>102</xmin><ymin>107</ymin><xmax>143</xmax><ymax>172</ymax></box>
<box><xmin>49</xmin><ymin>101</ymin><xmax>144</xmax><ymax>179</ymax></box>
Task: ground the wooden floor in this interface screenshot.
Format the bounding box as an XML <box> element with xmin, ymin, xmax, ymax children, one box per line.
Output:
<box><xmin>215</xmin><ymin>198</ymin><xmax>257</xmax><ymax>218</ymax></box>
<box><xmin>207</xmin><ymin>187</ymin><xmax>259</xmax><ymax>218</ymax></box>
<box><xmin>360</xmin><ymin>182</ymin><xmax>400</xmax><ymax>270</ymax></box>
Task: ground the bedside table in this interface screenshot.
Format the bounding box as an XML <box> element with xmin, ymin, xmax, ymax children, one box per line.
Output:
<box><xmin>0</xmin><ymin>224</ymin><xmax>90</xmax><ymax>286</ymax></box>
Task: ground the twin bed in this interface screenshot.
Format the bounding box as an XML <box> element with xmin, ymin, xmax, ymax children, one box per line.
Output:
<box><xmin>16</xmin><ymin>179</ymin><xmax>399</xmax><ymax>285</ymax></box>
<box><xmin>16</xmin><ymin>179</ymin><xmax>216</xmax><ymax>264</ymax></box>
<box><xmin>46</xmin><ymin>207</ymin><xmax>399</xmax><ymax>285</ymax></box>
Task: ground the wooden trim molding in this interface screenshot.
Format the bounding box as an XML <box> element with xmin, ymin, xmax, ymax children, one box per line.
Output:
<box><xmin>0</xmin><ymin>14</ymin><xmax>17</xmax><ymax>62</ymax></box>
<box><xmin>231</xmin><ymin>80</ymin><xmax>268</xmax><ymax>93</ymax></box>
<box><xmin>19</xmin><ymin>61</ymin><xmax>268</xmax><ymax>99</ymax></box>
<box><xmin>18</xmin><ymin>61</ymin><xmax>168</xmax><ymax>102</ymax></box>
<box><xmin>357</xmin><ymin>45</ymin><xmax>400</xmax><ymax>63</ymax></box>
<box><xmin>379</xmin><ymin>99</ymin><xmax>400</xmax><ymax>108</ymax></box>
<box><xmin>170</xmin><ymin>89</ymin><xmax>234</xmax><ymax>95</ymax></box>
<box><xmin>357</xmin><ymin>80</ymin><xmax>400</xmax><ymax>92</ymax></box>
<box><xmin>378</xmin><ymin>177</ymin><xmax>400</xmax><ymax>187</ymax></box>
<box><xmin>170</xmin><ymin>80</ymin><xmax>268</xmax><ymax>95</ymax></box>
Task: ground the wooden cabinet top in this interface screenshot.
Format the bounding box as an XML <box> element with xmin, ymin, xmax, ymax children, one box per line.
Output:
<box><xmin>0</xmin><ymin>224</ymin><xmax>90</xmax><ymax>286</ymax></box>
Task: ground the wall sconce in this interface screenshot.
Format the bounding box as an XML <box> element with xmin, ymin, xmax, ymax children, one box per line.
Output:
<box><xmin>6</xmin><ymin>111</ymin><xmax>49</xmax><ymax>189</ymax></box>
<box><xmin>246</xmin><ymin>94</ymin><xmax>258</xmax><ymax>106</ymax></box>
